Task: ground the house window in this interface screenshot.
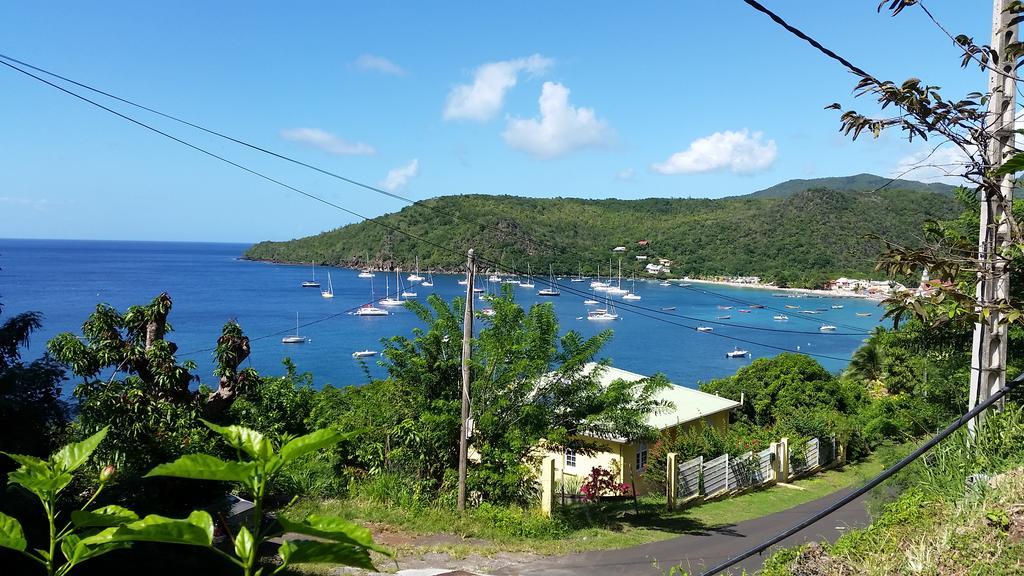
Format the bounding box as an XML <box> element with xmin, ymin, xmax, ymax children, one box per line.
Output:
<box><xmin>636</xmin><ymin>445</ymin><xmax>648</xmax><ymax>471</ymax></box>
<box><xmin>565</xmin><ymin>449</ymin><xmax>577</xmax><ymax>469</ymax></box>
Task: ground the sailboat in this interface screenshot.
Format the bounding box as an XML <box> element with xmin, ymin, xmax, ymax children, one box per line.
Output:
<box><xmin>301</xmin><ymin>262</ymin><xmax>321</xmax><ymax>288</ymax></box>
<box><xmin>358</xmin><ymin>251</ymin><xmax>375</xmax><ymax>278</ymax></box>
<box><xmin>320</xmin><ymin>271</ymin><xmax>334</xmax><ymax>298</ymax></box>
<box><xmin>519</xmin><ymin>263</ymin><xmax>536</xmax><ymax>288</ymax></box>
<box><xmin>606</xmin><ymin>258</ymin><xmax>628</xmax><ymax>295</ymax></box>
<box><xmin>422</xmin><ymin>271</ymin><xmax>434</xmax><ymax>287</ymax></box>
<box><xmin>538</xmin><ymin>264</ymin><xmax>560</xmax><ymax>296</ymax></box>
<box><xmin>590</xmin><ymin>263</ymin><xmax>608</xmax><ymax>289</ymax></box>
<box><xmin>407</xmin><ymin>257</ymin><xmax>424</xmax><ymax>282</ymax></box>
<box><xmin>354</xmin><ymin>277</ymin><xmax>388</xmax><ymax>316</ymax></box>
<box><xmin>380</xmin><ymin>270</ymin><xmax>404</xmax><ymax>307</ymax></box>
<box><xmin>401</xmin><ymin>272</ymin><xmax>418</xmax><ymax>298</ymax></box>
<box><xmin>622</xmin><ymin>273</ymin><xmax>642</xmax><ymax>300</ymax></box>
<box><xmin>587</xmin><ymin>296</ymin><xmax>619</xmax><ymax>320</ymax></box>
<box><xmin>281</xmin><ymin>313</ymin><xmax>307</xmax><ymax>343</ymax></box>
<box><xmin>571</xmin><ymin>264</ymin><xmax>585</xmax><ymax>282</ymax></box>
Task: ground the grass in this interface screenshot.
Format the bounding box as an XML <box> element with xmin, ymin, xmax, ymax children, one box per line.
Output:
<box><xmin>281</xmin><ymin>455</ymin><xmax>886</xmax><ymax>560</ymax></box>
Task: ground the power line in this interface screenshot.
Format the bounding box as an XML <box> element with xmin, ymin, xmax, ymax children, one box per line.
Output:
<box><xmin>0</xmin><ymin>57</ymin><xmax>861</xmax><ymax>362</ymax></box>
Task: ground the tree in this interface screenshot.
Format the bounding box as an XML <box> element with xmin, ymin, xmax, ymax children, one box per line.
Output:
<box><xmin>45</xmin><ymin>294</ymin><xmax>257</xmax><ymax>505</ymax></box>
<box><xmin>0</xmin><ymin>301</ymin><xmax>68</xmax><ymax>462</ymax></box>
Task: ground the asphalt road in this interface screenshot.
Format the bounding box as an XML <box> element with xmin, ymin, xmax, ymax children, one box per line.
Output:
<box><xmin>493</xmin><ymin>486</ymin><xmax>871</xmax><ymax>576</ymax></box>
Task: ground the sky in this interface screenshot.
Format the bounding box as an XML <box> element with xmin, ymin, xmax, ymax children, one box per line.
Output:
<box><xmin>0</xmin><ymin>1</ymin><xmax>991</xmax><ymax>243</ymax></box>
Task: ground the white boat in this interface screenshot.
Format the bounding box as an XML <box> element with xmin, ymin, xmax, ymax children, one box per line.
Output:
<box><xmin>856</xmin><ymin>312</ymin><xmax>871</xmax><ymax>317</ymax></box>
<box><xmin>488</xmin><ymin>274</ymin><xmax>501</xmax><ymax>283</ymax></box>
<box><xmin>819</xmin><ymin>324</ymin><xmax>838</xmax><ymax>332</ymax></box>
<box><xmin>358</xmin><ymin>251</ymin><xmax>375</xmax><ymax>278</ymax></box>
<box><xmin>804</xmin><ymin>310</ymin><xmax>822</xmax><ymax>315</ymax></box>
<box><xmin>301</xmin><ymin>262</ymin><xmax>320</xmax><ymax>288</ymax></box>
<box><xmin>351</xmin><ymin>350</ymin><xmax>377</xmax><ymax>358</ymax></box>
<box><xmin>571</xmin><ymin>264</ymin><xmax>586</xmax><ymax>282</ymax></box>
<box><xmin>606</xmin><ymin>258</ymin><xmax>629</xmax><ymax>295</ymax></box>
<box><xmin>696</xmin><ymin>326</ymin><xmax>713</xmax><ymax>332</ymax></box>
<box><xmin>621</xmin><ymin>274</ymin><xmax>642</xmax><ymax>300</ymax></box>
<box><xmin>726</xmin><ymin>348</ymin><xmax>750</xmax><ymax>358</ymax></box>
<box><xmin>583</xmin><ymin>299</ymin><xmax>599</xmax><ymax>305</ymax></box>
<box><xmin>660</xmin><ymin>282</ymin><xmax>671</xmax><ymax>286</ymax></box>
<box><xmin>587</xmin><ymin>308</ymin><xmax>619</xmax><ymax>321</ymax></box>
<box><xmin>458</xmin><ymin>279</ymin><xmax>468</xmax><ymax>286</ymax></box>
<box><xmin>380</xmin><ymin>270</ymin><xmax>404</xmax><ymax>307</ymax></box>
<box><xmin>718</xmin><ymin>305</ymin><xmax>733</xmax><ymax>310</ymax></box>
<box><xmin>591</xmin><ymin>263</ymin><xmax>608</xmax><ymax>289</ymax></box>
<box><xmin>401</xmin><ymin>290</ymin><xmax>418</xmax><ymax>298</ymax></box>
<box><xmin>407</xmin><ymin>257</ymin><xmax>424</xmax><ymax>282</ymax></box>
<box><xmin>716</xmin><ymin>315</ymin><xmax>731</xmax><ymax>320</ymax></box>
<box><xmin>354</xmin><ymin>304</ymin><xmax>388</xmax><ymax>316</ymax></box>
<box><xmin>422</xmin><ymin>272</ymin><xmax>434</xmax><ymax>287</ymax></box>
<box><xmin>678</xmin><ymin>283</ymin><xmax>692</xmax><ymax>287</ymax></box>
<box><xmin>773</xmin><ymin>314</ymin><xmax>789</xmax><ymax>321</ymax></box>
<box><xmin>321</xmin><ymin>271</ymin><xmax>334</xmax><ymax>299</ymax></box>
<box><xmin>519</xmin><ymin>264</ymin><xmax>536</xmax><ymax>288</ymax></box>
<box><xmin>538</xmin><ymin>265</ymin><xmax>560</xmax><ymax>296</ymax></box>
<box><xmin>281</xmin><ymin>313</ymin><xmax>307</xmax><ymax>344</ymax></box>
<box><xmin>832</xmin><ymin>304</ymin><xmax>844</xmax><ymax>309</ymax></box>
<box><xmin>355</xmin><ymin>277</ymin><xmax>389</xmax><ymax>316</ymax></box>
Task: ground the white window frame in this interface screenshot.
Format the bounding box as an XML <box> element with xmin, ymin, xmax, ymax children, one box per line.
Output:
<box><xmin>565</xmin><ymin>448</ymin><xmax>577</xmax><ymax>469</ymax></box>
<box><xmin>635</xmin><ymin>444</ymin><xmax>648</xmax><ymax>471</ymax></box>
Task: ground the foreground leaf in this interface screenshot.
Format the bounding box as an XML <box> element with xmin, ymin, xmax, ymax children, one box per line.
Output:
<box><xmin>81</xmin><ymin>511</ymin><xmax>214</xmax><ymax>547</ymax></box>
<box><xmin>71</xmin><ymin>505</ymin><xmax>140</xmax><ymax>529</ymax></box>
<box><xmin>51</xmin><ymin>427</ymin><xmax>109</xmax><ymax>473</ymax></box>
<box><xmin>202</xmin><ymin>420</ymin><xmax>273</xmax><ymax>460</ymax></box>
<box><xmin>0</xmin><ymin>512</ymin><xmax>26</xmax><ymax>551</ymax></box>
<box><xmin>278</xmin><ymin>429</ymin><xmax>347</xmax><ymax>464</ymax></box>
<box><xmin>278</xmin><ymin>540</ymin><xmax>376</xmax><ymax>571</ymax></box>
<box><xmin>276</xmin><ymin>515</ymin><xmax>388</xmax><ymax>554</ymax></box>
<box><xmin>145</xmin><ymin>454</ymin><xmax>255</xmax><ymax>483</ymax></box>
<box><xmin>62</xmin><ymin>533</ymin><xmax>131</xmax><ymax>565</ymax></box>
<box><xmin>234</xmin><ymin>526</ymin><xmax>254</xmax><ymax>564</ymax></box>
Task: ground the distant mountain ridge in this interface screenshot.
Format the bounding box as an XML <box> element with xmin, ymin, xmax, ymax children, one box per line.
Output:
<box><xmin>744</xmin><ymin>173</ymin><xmax>956</xmax><ymax>199</ymax></box>
<box><xmin>244</xmin><ymin>182</ymin><xmax>962</xmax><ymax>288</ymax></box>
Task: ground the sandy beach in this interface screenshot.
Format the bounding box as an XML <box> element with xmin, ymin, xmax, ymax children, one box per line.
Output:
<box><xmin>667</xmin><ymin>277</ymin><xmax>888</xmax><ymax>301</ymax></box>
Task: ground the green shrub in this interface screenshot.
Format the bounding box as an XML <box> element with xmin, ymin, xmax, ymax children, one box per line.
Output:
<box><xmin>471</xmin><ymin>502</ymin><xmax>567</xmax><ymax>539</ymax></box>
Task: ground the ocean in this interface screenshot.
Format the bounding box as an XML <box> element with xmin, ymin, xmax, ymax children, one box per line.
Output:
<box><xmin>0</xmin><ymin>239</ymin><xmax>884</xmax><ymax>392</ymax></box>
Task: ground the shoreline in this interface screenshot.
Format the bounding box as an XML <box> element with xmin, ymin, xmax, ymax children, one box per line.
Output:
<box><xmin>669</xmin><ymin>277</ymin><xmax>887</xmax><ymax>302</ymax></box>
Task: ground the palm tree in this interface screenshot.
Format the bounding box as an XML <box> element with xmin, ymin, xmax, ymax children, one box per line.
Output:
<box><xmin>847</xmin><ymin>328</ymin><xmax>886</xmax><ymax>382</ymax></box>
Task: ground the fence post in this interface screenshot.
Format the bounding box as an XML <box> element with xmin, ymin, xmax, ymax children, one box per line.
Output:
<box><xmin>666</xmin><ymin>452</ymin><xmax>677</xmax><ymax>510</ymax></box>
<box><xmin>778</xmin><ymin>437</ymin><xmax>790</xmax><ymax>483</ymax></box>
<box><xmin>769</xmin><ymin>442</ymin><xmax>779</xmax><ymax>483</ymax></box>
<box><xmin>838</xmin><ymin>439</ymin><xmax>847</xmax><ymax>466</ymax></box>
<box><xmin>540</xmin><ymin>456</ymin><xmax>556</xmax><ymax>517</ymax></box>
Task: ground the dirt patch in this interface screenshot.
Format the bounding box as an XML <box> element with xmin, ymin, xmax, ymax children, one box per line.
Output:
<box><xmin>788</xmin><ymin>542</ymin><xmax>854</xmax><ymax>576</ymax></box>
<box><xmin>368</xmin><ymin>523</ymin><xmax>490</xmax><ymax>548</ymax></box>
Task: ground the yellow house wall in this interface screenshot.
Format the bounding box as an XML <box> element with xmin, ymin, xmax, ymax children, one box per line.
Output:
<box><xmin>536</xmin><ymin>411</ymin><xmax>734</xmax><ymax>497</ymax></box>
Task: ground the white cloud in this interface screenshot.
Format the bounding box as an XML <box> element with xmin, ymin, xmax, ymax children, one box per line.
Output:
<box><xmin>353</xmin><ymin>54</ymin><xmax>405</xmax><ymax>76</ymax></box>
<box><xmin>0</xmin><ymin>196</ymin><xmax>54</xmax><ymax>210</ymax></box>
<box><xmin>616</xmin><ymin>168</ymin><xmax>636</xmax><ymax>181</ymax></box>
<box><xmin>652</xmin><ymin>130</ymin><xmax>777</xmax><ymax>175</ymax></box>
<box><xmin>280</xmin><ymin>128</ymin><xmax>376</xmax><ymax>156</ymax></box>
<box><xmin>893</xmin><ymin>145</ymin><xmax>974</xmax><ymax>185</ymax></box>
<box><xmin>380</xmin><ymin>159</ymin><xmax>419</xmax><ymax>192</ymax></box>
<box><xmin>502</xmin><ymin>82</ymin><xmax>612</xmax><ymax>159</ymax></box>
<box><xmin>443</xmin><ymin>54</ymin><xmax>553</xmax><ymax>121</ymax></box>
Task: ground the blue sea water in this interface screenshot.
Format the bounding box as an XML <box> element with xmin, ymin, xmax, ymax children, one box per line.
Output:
<box><xmin>0</xmin><ymin>239</ymin><xmax>884</xmax><ymax>392</ymax></box>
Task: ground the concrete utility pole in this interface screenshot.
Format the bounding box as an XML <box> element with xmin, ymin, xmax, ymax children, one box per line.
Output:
<box><xmin>457</xmin><ymin>249</ymin><xmax>475</xmax><ymax>511</ymax></box>
<box><xmin>969</xmin><ymin>0</ymin><xmax>1018</xmax><ymax>435</ymax></box>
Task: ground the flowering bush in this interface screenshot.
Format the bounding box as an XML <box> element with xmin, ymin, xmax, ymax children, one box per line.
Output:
<box><xmin>579</xmin><ymin>466</ymin><xmax>631</xmax><ymax>502</ymax></box>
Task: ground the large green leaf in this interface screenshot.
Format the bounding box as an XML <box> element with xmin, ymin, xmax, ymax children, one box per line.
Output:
<box><xmin>278</xmin><ymin>540</ymin><xmax>376</xmax><ymax>571</ymax></box>
<box><xmin>0</xmin><ymin>512</ymin><xmax>26</xmax><ymax>551</ymax></box>
<box><xmin>276</xmin><ymin>515</ymin><xmax>388</xmax><ymax>554</ymax></box>
<box><xmin>145</xmin><ymin>454</ymin><xmax>256</xmax><ymax>483</ymax></box>
<box><xmin>51</xmin><ymin>427</ymin><xmax>109</xmax><ymax>473</ymax></box>
<box><xmin>81</xmin><ymin>511</ymin><xmax>214</xmax><ymax>547</ymax></box>
<box><xmin>278</xmin><ymin>429</ymin><xmax>347</xmax><ymax>464</ymax></box>
<box><xmin>234</xmin><ymin>526</ymin><xmax>254</xmax><ymax>564</ymax></box>
<box><xmin>60</xmin><ymin>533</ymin><xmax>128</xmax><ymax>566</ymax></box>
<box><xmin>71</xmin><ymin>505</ymin><xmax>139</xmax><ymax>529</ymax></box>
<box><xmin>994</xmin><ymin>151</ymin><xmax>1024</xmax><ymax>177</ymax></box>
<box><xmin>202</xmin><ymin>420</ymin><xmax>273</xmax><ymax>460</ymax></box>
<box><xmin>8</xmin><ymin>466</ymin><xmax>72</xmax><ymax>498</ymax></box>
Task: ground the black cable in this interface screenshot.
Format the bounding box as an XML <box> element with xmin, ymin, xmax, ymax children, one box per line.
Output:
<box><xmin>699</xmin><ymin>371</ymin><xmax>1023</xmax><ymax>576</ymax></box>
<box><xmin>741</xmin><ymin>0</ymin><xmax>871</xmax><ymax>79</ymax></box>
<box><xmin>0</xmin><ymin>58</ymin><xmax>859</xmax><ymax>361</ymax></box>
<box><xmin>0</xmin><ymin>51</ymin><xmax>870</xmax><ymax>337</ymax></box>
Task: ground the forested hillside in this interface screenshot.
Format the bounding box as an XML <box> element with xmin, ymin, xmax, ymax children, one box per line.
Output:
<box><xmin>745</xmin><ymin>173</ymin><xmax>955</xmax><ymax>198</ymax></box>
<box><xmin>243</xmin><ymin>187</ymin><xmax>959</xmax><ymax>287</ymax></box>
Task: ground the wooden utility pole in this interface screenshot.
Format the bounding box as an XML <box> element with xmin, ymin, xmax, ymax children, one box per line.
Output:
<box><xmin>969</xmin><ymin>0</ymin><xmax>1017</xmax><ymax>434</ymax></box>
<box><xmin>457</xmin><ymin>249</ymin><xmax>475</xmax><ymax>511</ymax></box>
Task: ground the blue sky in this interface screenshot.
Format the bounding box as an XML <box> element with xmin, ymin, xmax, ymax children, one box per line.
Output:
<box><xmin>0</xmin><ymin>1</ymin><xmax>987</xmax><ymax>242</ymax></box>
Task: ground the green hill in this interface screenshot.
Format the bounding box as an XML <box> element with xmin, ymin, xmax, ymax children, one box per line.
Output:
<box><xmin>746</xmin><ymin>173</ymin><xmax>956</xmax><ymax>199</ymax></box>
<box><xmin>243</xmin><ymin>186</ymin><xmax>960</xmax><ymax>288</ymax></box>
